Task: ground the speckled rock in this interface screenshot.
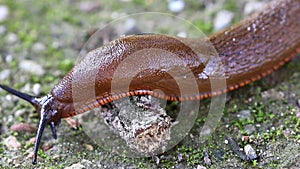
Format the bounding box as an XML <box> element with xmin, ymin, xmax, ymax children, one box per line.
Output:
<box><xmin>244</xmin><ymin>144</ymin><xmax>257</xmax><ymax>160</ymax></box>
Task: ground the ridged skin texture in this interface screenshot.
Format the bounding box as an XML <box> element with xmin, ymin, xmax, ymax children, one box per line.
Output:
<box><xmin>51</xmin><ymin>0</ymin><xmax>300</xmax><ymax>118</ymax></box>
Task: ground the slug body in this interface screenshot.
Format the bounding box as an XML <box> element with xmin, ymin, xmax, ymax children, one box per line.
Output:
<box><xmin>0</xmin><ymin>0</ymin><xmax>299</xmax><ymax>164</ymax></box>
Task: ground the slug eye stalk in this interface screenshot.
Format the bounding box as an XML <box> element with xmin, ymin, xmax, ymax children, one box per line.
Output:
<box><xmin>0</xmin><ymin>84</ymin><xmax>57</xmax><ymax>164</ymax></box>
<box><xmin>0</xmin><ymin>84</ymin><xmax>39</xmax><ymax>107</ymax></box>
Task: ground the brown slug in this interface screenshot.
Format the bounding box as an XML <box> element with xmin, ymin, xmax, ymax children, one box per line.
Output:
<box><xmin>0</xmin><ymin>0</ymin><xmax>299</xmax><ymax>164</ymax></box>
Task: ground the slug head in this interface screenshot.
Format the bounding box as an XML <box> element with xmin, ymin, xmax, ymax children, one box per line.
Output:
<box><xmin>0</xmin><ymin>84</ymin><xmax>61</xmax><ymax>164</ymax></box>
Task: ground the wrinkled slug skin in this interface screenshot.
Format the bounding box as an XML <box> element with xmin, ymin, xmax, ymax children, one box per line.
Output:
<box><xmin>51</xmin><ymin>0</ymin><xmax>300</xmax><ymax>117</ymax></box>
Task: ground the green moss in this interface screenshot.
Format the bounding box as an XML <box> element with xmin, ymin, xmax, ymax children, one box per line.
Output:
<box><xmin>9</xmin><ymin>60</ymin><xmax>18</xmax><ymax>68</ymax></box>
<box><xmin>223</xmin><ymin>0</ymin><xmax>239</xmax><ymax>12</ymax></box>
<box><xmin>59</xmin><ymin>59</ymin><xmax>74</xmax><ymax>72</ymax></box>
<box><xmin>193</xmin><ymin>20</ymin><xmax>213</xmax><ymax>35</ymax></box>
<box><xmin>30</xmin><ymin>75</ymin><xmax>41</xmax><ymax>83</ymax></box>
<box><xmin>252</xmin><ymin>160</ymin><xmax>258</xmax><ymax>167</ymax></box>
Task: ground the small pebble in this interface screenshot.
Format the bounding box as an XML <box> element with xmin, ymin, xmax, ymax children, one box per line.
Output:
<box><xmin>168</xmin><ymin>0</ymin><xmax>185</xmax><ymax>13</ymax></box>
<box><xmin>0</xmin><ymin>25</ymin><xmax>6</xmax><ymax>34</ymax></box>
<box><xmin>4</xmin><ymin>136</ymin><xmax>21</xmax><ymax>150</ymax></box>
<box><xmin>227</xmin><ymin>136</ymin><xmax>247</xmax><ymax>160</ymax></box>
<box><xmin>6</xmin><ymin>33</ymin><xmax>18</xmax><ymax>44</ymax></box>
<box><xmin>22</xmin><ymin>83</ymin><xmax>32</xmax><ymax>94</ymax></box>
<box><xmin>177</xmin><ymin>153</ymin><xmax>183</xmax><ymax>162</ymax></box>
<box><xmin>244</xmin><ymin>1</ymin><xmax>265</xmax><ymax>15</ymax></box>
<box><xmin>32</xmin><ymin>42</ymin><xmax>46</xmax><ymax>53</ymax></box>
<box><xmin>14</xmin><ymin>109</ymin><xmax>26</xmax><ymax>116</ymax></box>
<box><xmin>270</xmin><ymin>126</ymin><xmax>276</xmax><ymax>131</ymax></box>
<box><xmin>27</xmin><ymin>151</ymin><xmax>39</xmax><ymax>161</ymax></box>
<box><xmin>0</xmin><ymin>5</ymin><xmax>9</xmax><ymax>22</ymax></box>
<box><xmin>6</xmin><ymin>114</ymin><xmax>14</xmax><ymax>123</ymax></box>
<box><xmin>19</xmin><ymin>60</ymin><xmax>45</xmax><ymax>76</ymax></box>
<box><xmin>244</xmin><ymin>124</ymin><xmax>256</xmax><ymax>134</ymax></box>
<box><xmin>244</xmin><ymin>144</ymin><xmax>257</xmax><ymax>160</ymax></box>
<box><xmin>12</xmin><ymin>155</ymin><xmax>24</xmax><ymax>164</ymax></box>
<box><xmin>0</xmin><ymin>69</ymin><xmax>10</xmax><ymax>81</ymax></box>
<box><xmin>214</xmin><ymin>10</ymin><xmax>234</xmax><ymax>31</ymax></box>
<box><xmin>26</xmin><ymin>137</ymin><xmax>36</xmax><ymax>145</ymax></box>
<box><xmin>177</xmin><ymin>31</ymin><xmax>187</xmax><ymax>38</ymax></box>
<box><xmin>197</xmin><ymin>165</ymin><xmax>207</xmax><ymax>169</ymax></box>
<box><xmin>242</xmin><ymin>136</ymin><xmax>249</xmax><ymax>142</ymax></box>
<box><xmin>81</xmin><ymin>159</ymin><xmax>93</xmax><ymax>167</ymax></box>
<box><xmin>42</xmin><ymin>144</ymin><xmax>53</xmax><ymax>151</ymax></box>
<box><xmin>152</xmin><ymin>156</ymin><xmax>160</xmax><ymax>165</ymax></box>
<box><xmin>282</xmin><ymin>129</ymin><xmax>291</xmax><ymax>137</ymax></box>
<box><xmin>32</xmin><ymin>83</ymin><xmax>42</xmax><ymax>95</ymax></box>
<box><xmin>83</xmin><ymin>143</ymin><xmax>94</xmax><ymax>151</ymax></box>
<box><xmin>12</xmin><ymin>155</ymin><xmax>23</xmax><ymax>165</ymax></box>
<box><xmin>78</xmin><ymin>1</ymin><xmax>101</xmax><ymax>13</ymax></box>
<box><xmin>200</xmin><ymin>125</ymin><xmax>212</xmax><ymax>136</ymax></box>
<box><xmin>203</xmin><ymin>150</ymin><xmax>211</xmax><ymax>165</ymax></box>
<box><xmin>124</xmin><ymin>18</ymin><xmax>141</xmax><ymax>35</ymax></box>
<box><xmin>237</xmin><ymin>110</ymin><xmax>253</xmax><ymax>120</ymax></box>
<box><xmin>261</xmin><ymin>89</ymin><xmax>284</xmax><ymax>100</ymax></box>
<box><xmin>65</xmin><ymin>163</ymin><xmax>85</xmax><ymax>169</ymax></box>
<box><xmin>11</xmin><ymin>123</ymin><xmax>37</xmax><ymax>132</ymax></box>
<box><xmin>5</xmin><ymin>54</ymin><xmax>13</xmax><ymax>63</ymax></box>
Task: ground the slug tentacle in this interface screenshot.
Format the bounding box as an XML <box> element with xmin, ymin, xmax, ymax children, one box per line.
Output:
<box><xmin>0</xmin><ymin>84</ymin><xmax>39</xmax><ymax>107</ymax></box>
<box><xmin>0</xmin><ymin>85</ymin><xmax>61</xmax><ymax>164</ymax></box>
<box><xmin>32</xmin><ymin>111</ymin><xmax>49</xmax><ymax>164</ymax></box>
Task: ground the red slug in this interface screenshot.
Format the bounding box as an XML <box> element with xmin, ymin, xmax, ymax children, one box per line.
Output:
<box><xmin>0</xmin><ymin>0</ymin><xmax>299</xmax><ymax>164</ymax></box>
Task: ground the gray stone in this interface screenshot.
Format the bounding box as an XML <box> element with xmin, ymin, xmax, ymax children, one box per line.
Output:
<box><xmin>6</xmin><ymin>33</ymin><xmax>18</xmax><ymax>44</ymax></box>
<box><xmin>244</xmin><ymin>1</ymin><xmax>265</xmax><ymax>15</ymax></box>
<box><xmin>3</xmin><ymin>136</ymin><xmax>21</xmax><ymax>150</ymax></box>
<box><xmin>214</xmin><ymin>10</ymin><xmax>234</xmax><ymax>31</ymax></box>
<box><xmin>32</xmin><ymin>42</ymin><xmax>46</xmax><ymax>52</ymax></box>
<box><xmin>0</xmin><ymin>25</ymin><xmax>6</xmax><ymax>34</ymax></box>
<box><xmin>168</xmin><ymin>0</ymin><xmax>185</xmax><ymax>13</ymax></box>
<box><xmin>32</xmin><ymin>83</ymin><xmax>42</xmax><ymax>95</ymax></box>
<box><xmin>244</xmin><ymin>124</ymin><xmax>256</xmax><ymax>134</ymax></box>
<box><xmin>0</xmin><ymin>5</ymin><xmax>9</xmax><ymax>22</ymax></box>
<box><xmin>19</xmin><ymin>60</ymin><xmax>45</xmax><ymax>76</ymax></box>
<box><xmin>244</xmin><ymin>144</ymin><xmax>257</xmax><ymax>160</ymax></box>
<box><xmin>0</xmin><ymin>69</ymin><xmax>10</xmax><ymax>81</ymax></box>
<box><xmin>237</xmin><ymin>110</ymin><xmax>253</xmax><ymax>120</ymax></box>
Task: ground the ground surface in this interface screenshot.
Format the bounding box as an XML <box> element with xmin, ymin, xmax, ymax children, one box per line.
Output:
<box><xmin>0</xmin><ymin>0</ymin><xmax>299</xmax><ymax>168</ymax></box>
